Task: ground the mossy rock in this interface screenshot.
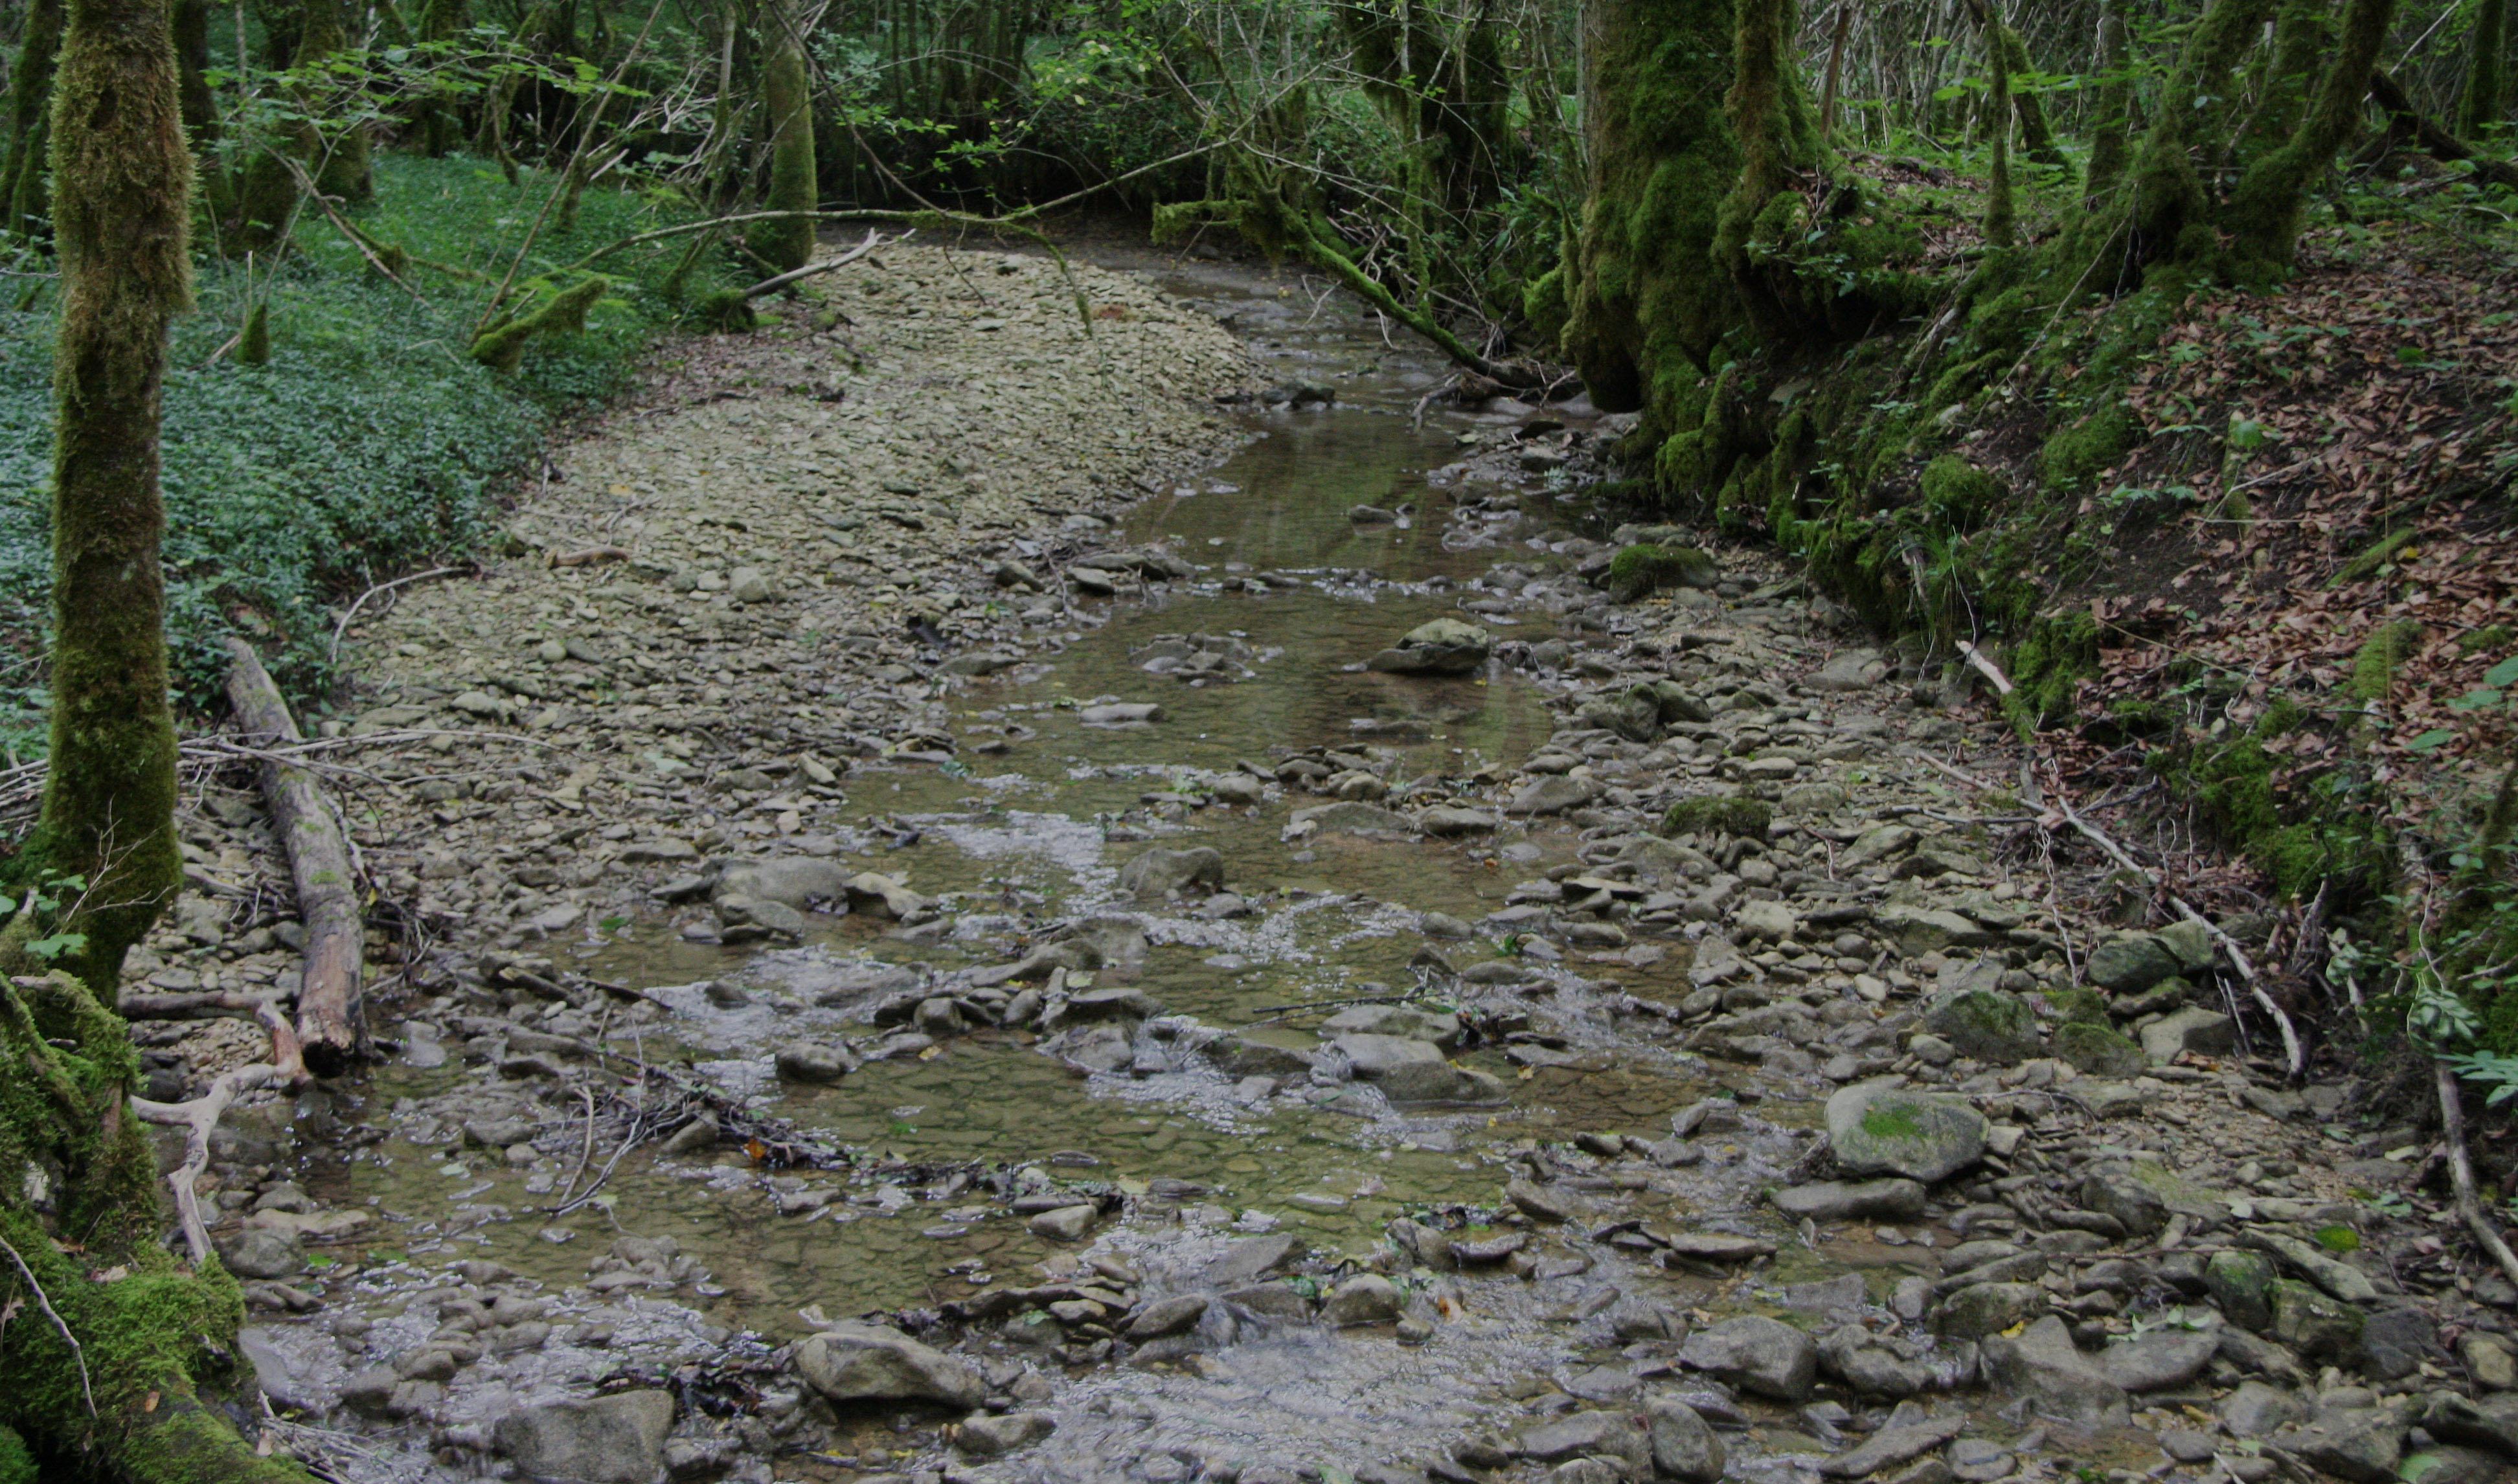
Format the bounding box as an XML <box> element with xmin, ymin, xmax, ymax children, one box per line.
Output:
<box><xmin>1922</xmin><ymin>987</ymin><xmax>2041</xmax><ymax>1063</ymax></box>
<box><xmin>2269</xmin><ymin>1278</ymin><xmax>2364</xmax><ymax>1362</ymax></box>
<box><xmin>2052</xmin><ymin>1021</ymin><xmax>2146</xmax><ymax>1077</ymax></box>
<box><xmin>1662</xmin><ymin>795</ymin><xmax>1771</xmax><ymax>840</ymax></box>
<box><xmin>2205</xmin><ymin>1250</ymin><xmax>2278</xmax><ymax>1331</ymax></box>
<box><xmin>2046</xmin><ymin>985</ymin><xmax>2110</xmax><ymax>1026</ymax></box>
<box><xmin>1607</xmin><ymin>542</ymin><xmax>1719</xmax><ymax>603</ymax></box>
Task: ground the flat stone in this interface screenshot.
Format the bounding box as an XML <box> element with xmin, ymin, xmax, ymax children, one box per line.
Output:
<box><xmin>1203</xmin><ymin>1233</ymin><xmax>1300</xmax><ymax>1288</ymax></box>
<box><xmin>492</xmin><ymin>1389</ymin><xmax>674</xmax><ymax>1484</ymax></box>
<box><xmin>794</xmin><ymin>1323</ymin><xmax>985</xmax><ymax>1408</ymax></box>
<box><xmin>1771</xmin><ymin>1179</ymin><xmax>1929</xmax><ymax>1222</ymax></box>
<box><xmin>1979</xmin><ymin>1315</ymin><xmax>2129</xmax><ymax>1429</ymax></box>
<box><xmin>1678</xmin><ymin>1315</ymin><xmax>1818</xmax><ymax>1401</ymax></box>
<box><xmin>1817</xmin><ymin>1410</ymin><xmax>1965</xmax><ymax>1478</ymax></box>
<box><xmin>2100</xmin><ymin>1327</ymin><xmax>2217</xmax><ymax>1391</ymax></box>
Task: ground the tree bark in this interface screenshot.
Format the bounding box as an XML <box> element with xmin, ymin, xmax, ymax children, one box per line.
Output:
<box><xmin>224</xmin><ymin>637</ymin><xmax>366</xmax><ymax>1075</ymax></box>
<box><xmin>27</xmin><ymin>0</ymin><xmax>192</xmax><ymax>995</ymax></box>
<box><xmin>2461</xmin><ymin>0</ymin><xmax>2509</xmax><ymax>139</ymax></box>
<box><xmin>758</xmin><ymin>1</ymin><xmax>817</xmax><ymax>273</ymax></box>
<box><xmin>0</xmin><ymin>0</ymin><xmax>63</xmax><ymax>236</ymax></box>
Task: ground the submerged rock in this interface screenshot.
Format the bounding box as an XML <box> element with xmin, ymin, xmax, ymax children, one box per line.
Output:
<box><xmin>1367</xmin><ymin>617</ymin><xmax>1492</xmax><ymax>675</ymax></box>
<box><xmin>492</xmin><ymin>1390</ymin><xmax>674</xmax><ymax>1484</ymax></box>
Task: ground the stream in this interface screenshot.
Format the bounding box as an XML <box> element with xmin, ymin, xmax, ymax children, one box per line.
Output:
<box><xmin>254</xmin><ymin>247</ymin><xmax>2025</xmax><ymax>1484</ymax></box>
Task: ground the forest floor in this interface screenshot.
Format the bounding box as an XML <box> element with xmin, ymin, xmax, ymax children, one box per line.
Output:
<box><xmin>121</xmin><ymin>228</ymin><xmax>2518</xmax><ymax>1484</ymax></box>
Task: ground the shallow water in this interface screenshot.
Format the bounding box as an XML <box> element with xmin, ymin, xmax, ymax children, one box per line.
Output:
<box><xmin>306</xmin><ymin>253</ymin><xmax>1942</xmax><ymax>1483</ymax></box>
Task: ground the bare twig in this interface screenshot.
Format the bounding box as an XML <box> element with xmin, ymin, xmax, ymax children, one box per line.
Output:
<box><xmin>737</xmin><ymin>227</ymin><xmax>896</xmax><ymax>301</ymax></box>
<box><xmin>330</xmin><ymin>565</ymin><xmax>468</xmax><ymax>664</ymax></box>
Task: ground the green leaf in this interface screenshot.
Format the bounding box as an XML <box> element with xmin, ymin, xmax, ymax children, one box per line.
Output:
<box><xmin>2455</xmin><ymin>688</ymin><xmax>2505</xmax><ymax>710</ymax></box>
<box><xmin>23</xmin><ymin>932</ymin><xmax>86</xmax><ymax>961</ymax></box>
<box><xmin>2487</xmin><ymin>655</ymin><xmax>2518</xmax><ymax>688</ymax></box>
<box><xmin>2410</xmin><ymin>729</ymin><xmax>2458</xmax><ymax>750</ymax></box>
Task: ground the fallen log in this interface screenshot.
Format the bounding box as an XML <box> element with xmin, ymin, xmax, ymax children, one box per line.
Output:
<box><xmin>223</xmin><ymin>638</ymin><xmax>366</xmax><ymax>1075</ymax></box>
<box><xmin>2368</xmin><ymin>70</ymin><xmax>2518</xmax><ymax>191</ymax></box>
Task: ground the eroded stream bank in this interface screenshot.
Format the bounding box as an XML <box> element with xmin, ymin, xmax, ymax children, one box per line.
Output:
<box><xmin>141</xmin><ymin>241</ymin><xmax>2518</xmax><ymax>1484</ymax></box>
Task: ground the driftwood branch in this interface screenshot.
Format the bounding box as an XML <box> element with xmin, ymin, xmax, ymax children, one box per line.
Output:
<box><xmin>738</xmin><ymin>227</ymin><xmax>896</xmax><ymax>301</ymax></box>
<box><xmin>126</xmin><ymin>996</ymin><xmax>306</xmax><ymax>1266</ymax></box>
<box><xmin>2436</xmin><ymin>1060</ymin><xmax>2518</xmax><ymax>1293</ymax></box>
<box><xmin>225</xmin><ymin>638</ymin><xmax>367</xmax><ymax>1075</ymax></box>
<box><xmin>117</xmin><ymin>989</ymin><xmax>286</xmax><ymax>1022</ymax></box>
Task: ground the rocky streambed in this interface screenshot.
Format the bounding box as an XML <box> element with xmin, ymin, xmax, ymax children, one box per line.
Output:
<box><xmin>133</xmin><ymin>240</ymin><xmax>2518</xmax><ymax>1484</ymax></box>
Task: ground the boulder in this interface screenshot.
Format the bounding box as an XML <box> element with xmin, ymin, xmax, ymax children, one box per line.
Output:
<box><xmin>1931</xmin><ymin>1283</ymin><xmax>2044</xmax><ymax>1340</ymax></box>
<box><xmin>2078</xmin><ymin>1167</ymin><xmax>2168</xmax><ymax>1239</ymax></box>
<box><xmin>1367</xmin><ymin>618</ymin><xmax>1493</xmax><ymax>676</ymax></box>
<box><xmin>2223</xmin><ymin>1380</ymin><xmax>2308</xmax><ymax>1438</ymax></box>
<box><xmin>2269</xmin><ymin>1279</ymin><xmax>2365</xmax><ymax>1362</ymax></box>
<box><xmin>2273</xmin><ymin>1409</ymin><xmax>2405</xmax><ymax>1484</ymax></box>
<box><xmin>1647</xmin><ymin>1399</ymin><xmax>1726</xmax><ymax>1483</ymax></box>
<box><xmin>1806</xmin><ymin>649</ymin><xmax>1887</xmax><ymax>693</ymax></box>
<box><xmin>1125</xmin><ymin>1296</ymin><xmax>1208</xmax><ymax>1341</ymax></box>
<box><xmin>1979</xmin><ymin>1316</ymin><xmax>2129</xmax><ymax>1429</ymax></box>
<box><xmin>216</xmin><ymin>1227</ymin><xmax>304</xmax><ymax>1281</ymax></box>
<box><xmin>1116</xmin><ymin>846</ymin><xmax>1225</xmax><ymax>899</ymax></box>
<box><xmin>1678</xmin><ymin>1316</ymin><xmax>1817</xmax><ymax>1402</ymax></box>
<box><xmin>2141</xmin><ymin>1006</ymin><xmax>2236</xmax><ymax>1064</ymax></box>
<box><xmin>492</xmin><ymin>1390</ymin><xmax>674</xmax><ymax>1484</ymax></box>
<box><xmin>1921</xmin><ymin>986</ymin><xmax>2040</xmax><ymax>1063</ymax></box>
<box><xmin>2051</xmin><ymin>1022</ymin><xmax>2146</xmax><ymax>1077</ymax></box>
<box><xmin>794</xmin><ymin>1323</ymin><xmax>985</xmax><ymax>1408</ymax></box>
<box><xmin>2206</xmin><ymin>1250</ymin><xmax>2279</xmax><ymax>1331</ymax></box>
<box><xmin>714</xmin><ymin>857</ymin><xmax>850</xmax><ymax>909</ymax></box>
<box><xmin>1824</xmin><ymin>1082</ymin><xmax>1987</xmax><ymax>1183</ymax></box>
<box><xmin>957</xmin><ymin>1411</ymin><xmax>1055</xmax><ymax>1457</ymax></box>
<box><xmin>1322</xmin><ymin>1274</ymin><xmax>1404</xmax><ymax>1327</ymax></box>
<box><xmin>2087</xmin><ymin>933</ymin><xmax>2179</xmax><ymax>993</ymax></box>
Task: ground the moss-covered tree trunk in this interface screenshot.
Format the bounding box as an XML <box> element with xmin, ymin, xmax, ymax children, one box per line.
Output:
<box><xmin>1</xmin><ymin>972</ymin><xmax>316</xmax><ymax>1481</ymax></box>
<box><xmin>0</xmin><ymin>0</ymin><xmax>64</xmax><ymax>236</ymax></box>
<box><xmin>2081</xmin><ymin>0</ymin><xmax>2133</xmax><ymax>203</ymax></box>
<box><xmin>409</xmin><ymin>0</ymin><xmax>471</xmax><ymax>155</ymax></box>
<box><xmin>2223</xmin><ymin>0</ymin><xmax>2398</xmax><ymax>275</ymax></box>
<box><xmin>757</xmin><ymin>1</ymin><xmax>816</xmax><ymax>273</ymax></box>
<box><xmin>1561</xmin><ymin>0</ymin><xmax>1743</xmax><ymax>423</ymax></box>
<box><xmin>28</xmin><ymin>0</ymin><xmax>192</xmax><ymax>997</ymax></box>
<box><xmin>1984</xmin><ymin>11</ymin><xmax>2015</xmax><ymax>246</ymax></box>
<box><xmin>297</xmin><ymin>0</ymin><xmax>370</xmax><ymax>203</ymax></box>
<box><xmin>2462</xmin><ymin>0</ymin><xmax>2509</xmax><ymax>138</ymax></box>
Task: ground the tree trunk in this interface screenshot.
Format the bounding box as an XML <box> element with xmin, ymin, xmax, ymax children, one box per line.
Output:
<box><xmin>758</xmin><ymin>2</ymin><xmax>815</xmax><ymax>273</ymax></box>
<box><xmin>1562</xmin><ymin>0</ymin><xmax>1743</xmax><ymax>414</ymax></box>
<box><xmin>26</xmin><ymin>0</ymin><xmax>192</xmax><ymax>997</ymax></box>
<box><xmin>2462</xmin><ymin>0</ymin><xmax>2509</xmax><ymax>139</ymax></box>
<box><xmin>2081</xmin><ymin>0</ymin><xmax>2132</xmax><ymax>203</ymax></box>
<box><xmin>297</xmin><ymin>0</ymin><xmax>369</xmax><ymax>202</ymax></box>
<box><xmin>2223</xmin><ymin>0</ymin><xmax>2396</xmax><ymax>275</ymax></box>
<box><xmin>1</xmin><ymin>972</ymin><xmax>316</xmax><ymax>1482</ymax></box>
<box><xmin>1984</xmin><ymin>8</ymin><xmax>2014</xmax><ymax>246</ymax></box>
<box><xmin>0</xmin><ymin>0</ymin><xmax>63</xmax><ymax>236</ymax></box>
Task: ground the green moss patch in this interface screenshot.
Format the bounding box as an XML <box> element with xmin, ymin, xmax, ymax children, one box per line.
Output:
<box><xmin>1662</xmin><ymin>795</ymin><xmax>1773</xmax><ymax>839</ymax></box>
